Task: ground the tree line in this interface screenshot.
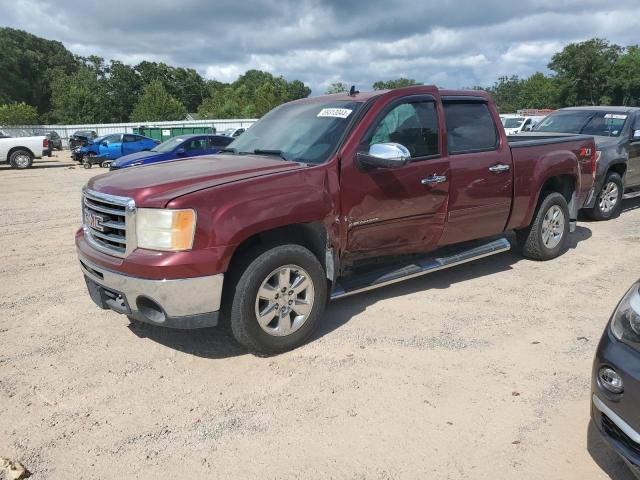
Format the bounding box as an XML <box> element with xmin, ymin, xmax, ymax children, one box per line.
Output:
<box><xmin>0</xmin><ymin>27</ymin><xmax>312</xmax><ymax>125</ymax></box>
<box><xmin>2</xmin><ymin>28</ymin><xmax>640</xmax><ymax>126</ymax></box>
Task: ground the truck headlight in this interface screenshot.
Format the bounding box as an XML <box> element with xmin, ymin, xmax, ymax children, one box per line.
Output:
<box><xmin>136</xmin><ymin>208</ymin><xmax>196</xmax><ymax>251</ymax></box>
<box><xmin>611</xmin><ymin>282</ymin><xmax>640</xmax><ymax>343</ymax></box>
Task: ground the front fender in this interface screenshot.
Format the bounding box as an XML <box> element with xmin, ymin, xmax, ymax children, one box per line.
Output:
<box><xmin>167</xmin><ymin>166</ymin><xmax>339</xmax><ymax>271</ymax></box>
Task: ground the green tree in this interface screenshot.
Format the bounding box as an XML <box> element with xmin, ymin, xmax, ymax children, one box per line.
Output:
<box><xmin>518</xmin><ymin>73</ymin><xmax>560</xmax><ymax>109</ymax></box>
<box><xmin>107</xmin><ymin>60</ymin><xmax>142</xmax><ymax>121</ymax></box>
<box><xmin>372</xmin><ymin>78</ymin><xmax>422</xmax><ymax>90</ymax></box>
<box><xmin>610</xmin><ymin>45</ymin><xmax>640</xmax><ymax>106</ymax></box>
<box><xmin>549</xmin><ymin>38</ymin><xmax>622</xmax><ymax>105</ymax></box>
<box><xmin>0</xmin><ymin>27</ymin><xmax>79</xmax><ymax>114</ymax></box>
<box><xmin>49</xmin><ymin>67</ymin><xmax>111</xmax><ymax>123</ymax></box>
<box><xmin>0</xmin><ymin>102</ymin><xmax>39</xmax><ymax>125</ymax></box>
<box><xmin>486</xmin><ymin>76</ymin><xmax>524</xmax><ymax>112</ymax></box>
<box><xmin>326</xmin><ymin>82</ymin><xmax>349</xmax><ymax>94</ymax></box>
<box><xmin>130</xmin><ymin>80</ymin><xmax>187</xmax><ymax>122</ymax></box>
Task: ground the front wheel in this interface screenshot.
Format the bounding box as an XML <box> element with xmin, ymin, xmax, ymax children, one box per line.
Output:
<box><xmin>585</xmin><ymin>172</ymin><xmax>623</xmax><ymax>221</ymax></box>
<box><xmin>517</xmin><ymin>192</ymin><xmax>569</xmax><ymax>261</ymax></box>
<box><xmin>227</xmin><ymin>244</ymin><xmax>327</xmax><ymax>354</ymax></box>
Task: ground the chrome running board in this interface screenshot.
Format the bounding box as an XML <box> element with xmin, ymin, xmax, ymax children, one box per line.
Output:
<box><xmin>330</xmin><ymin>237</ymin><xmax>511</xmax><ymax>300</ymax></box>
<box><xmin>623</xmin><ymin>190</ymin><xmax>640</xmax><ymax>200</ymax></box>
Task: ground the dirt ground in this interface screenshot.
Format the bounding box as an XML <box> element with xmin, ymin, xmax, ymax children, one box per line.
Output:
<box><xmin>1</xmin><ymin>151</ymin><xmax>639</xmax><ymax>480</ymax></box>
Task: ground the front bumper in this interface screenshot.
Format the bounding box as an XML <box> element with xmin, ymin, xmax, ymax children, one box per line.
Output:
<box><xmin>592</xmin><ymin>328</ymin><xmax>640</xmax><ymax>476</ymax></box>
<box><xmin>78</xmin><ymin>253</ymin><xmax>223</xmax><ymax>329</ymax></box>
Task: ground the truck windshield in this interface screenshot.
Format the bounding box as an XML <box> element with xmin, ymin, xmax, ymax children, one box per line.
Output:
<box><xmin>227</xmin><ymin>100</ymin><xmax>361</xmax><ymax>164</ymax></box>
<box><xmin>535</xmin><ymin>110</ymin><xmax>628</xmax><ymax>137</ymax></box>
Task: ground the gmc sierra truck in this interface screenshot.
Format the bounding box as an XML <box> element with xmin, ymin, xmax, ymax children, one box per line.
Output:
<box><xmin>76</xmin><ymin>86</ymin><xmax>596</xmax><ymax>354</ymax></box>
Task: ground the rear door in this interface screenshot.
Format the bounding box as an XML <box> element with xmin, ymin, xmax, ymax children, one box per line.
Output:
<box><xmin>341</xmin><ymin>94</ymin><xmax>450</xmax><ymax>256</ymax></box>
<box><xmin>438</xmin><ymin>98</ymin><xmax>513</xmax><ymax>245</ymax></box>
<box><xmin>208</xmin><ymin>135</ymin><xmax>233</xmax><ymax>153</ymax></box>
<box><xmin>627</xmin><ymin>113</ymin><xmax>640</xmax><ymax>188</ymax></box>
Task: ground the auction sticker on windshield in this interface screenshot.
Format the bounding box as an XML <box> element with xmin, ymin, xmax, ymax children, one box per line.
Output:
<box><xmin>317</xmin><ymin>108</ymin><xmax>353</xmax><ymax>119</ymax></box>
<box><xmin>604</xmin><ymin>113</ymin><xmax>628</xmax><ymax>120</ymax></box>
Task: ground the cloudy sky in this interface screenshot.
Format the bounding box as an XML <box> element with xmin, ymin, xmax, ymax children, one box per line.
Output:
<box><xmin>1</xmin><ymin>0</ymin><xmax>640</xmax><ymax>94</ymax></box>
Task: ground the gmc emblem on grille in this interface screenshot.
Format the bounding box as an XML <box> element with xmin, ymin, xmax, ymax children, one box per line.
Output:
<box><xmin>84</xmin><ymin>209</ymin><xmax>105</xmax><ymax>232</ymax></box>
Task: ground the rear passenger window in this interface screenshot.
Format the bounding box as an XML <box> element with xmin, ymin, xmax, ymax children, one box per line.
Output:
<box><xmin>123</xmin><ymin>135</ymin><xmax>137</xmax><ymax>143</ymax></box>
<box><xmin>443</xmin><ymin>102</ymin><xmax>498</xmax><ymax>154</ymax></box>
<box><xmin>369</xmin><ymin>101</ymin><xmax>439</xmax><ymax>158</ymax></box>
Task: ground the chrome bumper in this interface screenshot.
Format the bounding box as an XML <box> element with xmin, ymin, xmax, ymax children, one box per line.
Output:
<box><xmin>78</xmin><ymin>253</ymin><xmax>223</xmax><ymax>329</ymax></box>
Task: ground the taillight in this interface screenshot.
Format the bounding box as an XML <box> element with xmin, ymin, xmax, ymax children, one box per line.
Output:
<box><xmin>43</xmin><ymin>138</ymin><xmax>49</xmax><ymax>148</ymax></box>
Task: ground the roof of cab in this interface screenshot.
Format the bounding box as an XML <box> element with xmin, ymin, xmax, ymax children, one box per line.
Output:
<box><xmin>289</xmin><ymin>86</ymin><xmax>491</xmax><ymax>105</ymax></box>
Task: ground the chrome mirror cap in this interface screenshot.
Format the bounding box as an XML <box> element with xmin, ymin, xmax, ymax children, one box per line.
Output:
<box><xmin>357</xmin><ymin>143</ymin><xmax>411</xmax><ymax>169</ymax></box>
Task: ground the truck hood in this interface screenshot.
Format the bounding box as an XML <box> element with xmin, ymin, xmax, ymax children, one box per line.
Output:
<box><xmin>88</xmin><ymin>154</ymin><xmax>306</xmax><ymax>208</ymax></box>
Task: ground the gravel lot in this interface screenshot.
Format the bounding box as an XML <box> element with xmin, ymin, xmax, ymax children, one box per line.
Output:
<box><xmin>1</xmin><ymin>152</ymin><xmax>639</xmax><ymax>479</ymax></box>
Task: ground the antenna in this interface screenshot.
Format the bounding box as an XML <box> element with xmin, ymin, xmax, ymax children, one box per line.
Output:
<box><xmin>349</xmin><ymin>85</ymin><xmax>359</xmax><ymax>96</ymax></box>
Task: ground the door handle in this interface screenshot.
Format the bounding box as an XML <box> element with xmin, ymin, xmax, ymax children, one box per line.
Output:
<box><xmin>489</xmin><ymin>164</ymin><xmax>510</xmax><ymax>173</ymax></box>
<box><xmin>421</xmin><ymin>174</ymin><xmax>447</xmax><ymax>185</ymax></box>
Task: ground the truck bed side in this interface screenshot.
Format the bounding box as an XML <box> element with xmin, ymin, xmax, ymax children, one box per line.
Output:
<box><xmin>506</xmin><ymin>135</ymin><xmax>596</xmax><ymax>230</ymax></box>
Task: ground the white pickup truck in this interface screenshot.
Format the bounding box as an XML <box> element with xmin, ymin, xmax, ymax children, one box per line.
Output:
<box><xmin>0</xmin><ymin>135</ymin><xmax>49</xmax><ymax>169</ymax></box>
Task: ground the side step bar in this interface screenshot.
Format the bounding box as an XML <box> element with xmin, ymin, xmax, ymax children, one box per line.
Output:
<box><xmin>623</xmin><ymin>190</ymin><xmax>640</xmax><ymax>200</ymax></box>
<box><xmin>330</xmin><ymin>237</ymin><xmax>511</xmax><ymax>300</ymax></box>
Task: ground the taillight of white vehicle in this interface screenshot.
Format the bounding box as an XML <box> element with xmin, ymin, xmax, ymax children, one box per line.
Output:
<box><xmin>43</xmin><ymin>138</ymin><xmax>49</xmax><ymax>149</ymax></box>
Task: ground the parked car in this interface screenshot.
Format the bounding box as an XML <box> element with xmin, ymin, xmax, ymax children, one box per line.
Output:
<box><xmin>109</xmin><ymin>134</ymin><xmax>234</xmax><ymax>170</ymax></box>
<box><xmin>501</xmin><ymin>115</ymin><xmax>545</xmax><ymax>135</ymax></box>
<box><xmin>0</xmin><ymin>136</ymin><xmax>49</xmax><ymax>169</ymax></box>
<box><xmin>220</xmin><ymin>127</ymin><xmax>246</xmax><ymax>138</ymax></box>
<box><xmin>74</xmin><ymin>133</ymin><xmax>160</xmax><ymax>168</ymax></box>
<box><xmin>69</xmin><ymin>130</ymin><xmax>97</xmax><ymax>150</ymax></box>
<box><xmin>533</xmin><ymin>107</ymin><xmax>640</xmax><ymax>220</ymax></box>
<box><xmin>44</xmin><ymin>131</ymin><xmax>63</xmax><ymax>150</ymax></box>
<box><xmin>76</xmin><ymin>86</ymin><xmax>595</xmax><ymax>354</ymax></box>
<box><xmin>591</xmin><ymin>280</ymin><xmax>640</xmax><ymax>478</ymax></box>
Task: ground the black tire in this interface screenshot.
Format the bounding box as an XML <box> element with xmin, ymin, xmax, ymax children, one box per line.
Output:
<box><xmin>227</xmin><ymin>244</ymin><xmax>327</xmax><ymax>355</ymax></box>
<box><xmin>517</xmin><ymin>192</ymin><xmax>570</xmax><ymax>261</ymax></box>
<box><xmin>83</xmin><ymin>162</ymin><xmax>92</xmax><ymax>169</ymax></box>
<box><xmin>585</xmin><ymin>172</ymin><xmax>624</xmax><ymax>221</ymax></box>
<box><xmin>9</xmin><ymin>149</ymin><xmax>33</xmax><ymax>169</ymax></box>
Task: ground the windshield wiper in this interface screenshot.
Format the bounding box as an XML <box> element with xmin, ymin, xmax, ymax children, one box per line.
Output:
<box><xmin>251</xmin><ymin>149</ymin><xmax>290</xmax><ymax>161</ymax></box>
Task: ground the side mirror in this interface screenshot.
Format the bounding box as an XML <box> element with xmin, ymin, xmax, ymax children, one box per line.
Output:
<box><xmin>356</xmin><ymin>143</ymin><xmax>411</xmax><ymax>169</ymax></box>
<box><xmin>176</xmin><ymin>147</ymin><xmax>186</xmax><ymax>155</ymax></box>
<box><xmin>633</xmin><ymin>129</ymin><xmax>640</xmax><ymax>141</ymax></box>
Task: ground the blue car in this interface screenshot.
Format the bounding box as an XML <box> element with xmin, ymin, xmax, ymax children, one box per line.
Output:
<box><xmin>109</xmin><ymin>134</ymin><xmax>234</xmax><ymax>170</ymax></box>
<box><xmin>76</xmin><ymin>133</ymin><xmax>160</xmax><ymax>168</ymax></box>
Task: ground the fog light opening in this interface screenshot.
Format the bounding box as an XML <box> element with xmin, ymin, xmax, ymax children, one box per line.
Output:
<box><xmin>599</xmin><ymin>366</ymin><xmax>624</xmax><ymax>394</ymax></box>
<box><xmin>136</xmin><ymin>296</ymin><xmax>166</xmax><ymax>324</ymax></box>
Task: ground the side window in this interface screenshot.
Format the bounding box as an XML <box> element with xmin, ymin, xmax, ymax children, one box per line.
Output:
<box><xmin>185</xmin><ymin>139</ymin><xmax>207</xmax><ymax>151</ymax></box>
<box><xmin>443</xmin><ymin>102</ymin><xmax>498</xmax><ymax>154</ymax></box>
<box><xmin>105</xmin><ymin>135</ymin><xmax>121</xmax><ymax>145</ymax></box>
<box><xmin>123</xmin><ymin>134</ymin><xmax>137</xmax><ymax>143</ymax></box>
<box><xmin>369</xmin><ymin>101</ymin><xmax>439</xmax><ymax>158</ymax></box>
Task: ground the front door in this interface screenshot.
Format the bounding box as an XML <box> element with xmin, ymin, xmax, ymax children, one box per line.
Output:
<box><xmin>438</xmin><ymin>99</ymin><xmax>513</xmax><ymax>246</ymax></box>
<box><xmin>341</xmin><ymin>96</ymin><xmax>450</xmax><ymax>257</ymax></box>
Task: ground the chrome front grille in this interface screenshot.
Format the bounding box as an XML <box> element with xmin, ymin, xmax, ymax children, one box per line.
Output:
<box><xmin>82</xmin><ymin>188</ymin><xmax>135</xmax><ymax>257</ymax></box>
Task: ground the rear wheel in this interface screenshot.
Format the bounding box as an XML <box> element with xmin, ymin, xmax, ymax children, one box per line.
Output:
<box><xmin>9</xmin><ymin>149</ymin><xmax>33</xmax><ymax>169</ymax></box>
<box><xmin>227</xmin><ymin>244</ymin><xmax>327</xmax><ymax>354</ymax></box>
<box><xmin>517</xmin><ymin>192</ymin><xmax>569</xmax><ymax>261</ymax></box>
<box><xmin>586</xmin><ymin>172</ymin><xmax>623</xmax><ymax>221</ymax></box>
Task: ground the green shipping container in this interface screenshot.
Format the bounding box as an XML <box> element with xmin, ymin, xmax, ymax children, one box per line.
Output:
<box><xmin>133</xmin><ymin>126</ymin><xmax>214</xmax><ymax>142</ymax></box>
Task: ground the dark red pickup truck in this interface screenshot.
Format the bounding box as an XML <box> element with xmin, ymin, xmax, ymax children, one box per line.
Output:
<box><xmin>76</xmin><ymin>86</ymin><xmax>596</xmax><ymax>353</ymax></box>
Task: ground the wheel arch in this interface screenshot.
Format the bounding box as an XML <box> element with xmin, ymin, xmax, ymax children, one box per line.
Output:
<box><xmin>8</xmin><ymin>146</ymin><xmax>35</xmax><ymax>160</ymax></box>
